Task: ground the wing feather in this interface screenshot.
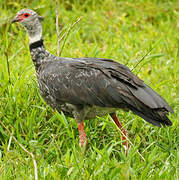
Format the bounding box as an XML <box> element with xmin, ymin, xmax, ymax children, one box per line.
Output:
<box><xmin>38</xmin><ymin>57</ymin><xmax>173</xmax><ymax>126</ymax></box>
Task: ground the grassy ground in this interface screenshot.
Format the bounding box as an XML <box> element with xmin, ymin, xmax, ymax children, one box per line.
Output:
<box><xmin>0</xmin><ymin>0</ymin><xmax>178</xmax><ymax>179</ymax></box>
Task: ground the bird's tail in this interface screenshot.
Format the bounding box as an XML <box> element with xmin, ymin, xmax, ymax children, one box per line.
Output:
<box><xmin>121</xmin><ymin>84</ymin><xmax>173</xmax><ymax>127</ymax></box>
<box><xmin>129</xmin><ymin>106</ymin><xmax>172</xmax><ymax>127</ymax></box>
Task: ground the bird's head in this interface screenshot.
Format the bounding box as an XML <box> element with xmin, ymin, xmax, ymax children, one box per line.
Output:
<box><xmin>12</xmin><ymin>9</ymin><xmax>44</xmax><ymax>27</ymax></box>
<box><xmin>12</xmin><ymin>9</ymin><xmax>44</xmax><ymax>43</ymax></box>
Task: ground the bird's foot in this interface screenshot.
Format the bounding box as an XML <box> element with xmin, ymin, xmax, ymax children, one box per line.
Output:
<box><xmin>79</xmin><ymin>133</ymin><xmax>88</xmax><ymax>149</ymax></box>
<box><xmin>110</xmin><ymin>113</ymin><xmax>129</xmax><ymax>155</ymax></box>
<box><xmin>121</xmin><ymin>129</ymin><xmax>129</xmax><ymax>155</ymax></box>
<box><xmin>78</xmin><ymin>122</ymin><xmax>88</xmax><ymax>150</ymax></box>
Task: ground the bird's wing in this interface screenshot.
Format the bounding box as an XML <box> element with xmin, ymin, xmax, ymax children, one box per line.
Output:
<box><xmin>39</xmin><ymin>58</ymin><xmax>171</xmax><ymax>111</ymax></box>
<box><xmin>60</xmin><ymin>57</ymin><xmax>145</xmax><ymax>88</ymax></box>
<box><xmin>38</xmin><ymin>58</ymin><xmax>173</xmax><ymax>127</ymax></box>
<box><xmin>39</xmin><ymin>60</ymin><xmax>125</xmax><ymax>107</ymax></box>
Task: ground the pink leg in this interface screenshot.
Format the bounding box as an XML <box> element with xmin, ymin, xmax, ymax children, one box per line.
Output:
<box><xmin>78</xmin><ymin>122</ymin><xmax>88</xmax><ymax>148</ymax></box>
<box><xmin>110</xmin><ymin>113</ymin><xmax>129</xmax><ymax>153</ymax></box>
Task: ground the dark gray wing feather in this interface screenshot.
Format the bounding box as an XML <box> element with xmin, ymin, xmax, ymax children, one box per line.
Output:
<box><xmin>39</xmin><ymin>57</ymin><xmax>173</xmax><ymax>127</ymax></box>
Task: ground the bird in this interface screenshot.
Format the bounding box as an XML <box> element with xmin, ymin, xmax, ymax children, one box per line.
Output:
<box><xmin>12</xmin><ymin>9</ymin><xmax>173</xmax><ymax>151</ymax></box>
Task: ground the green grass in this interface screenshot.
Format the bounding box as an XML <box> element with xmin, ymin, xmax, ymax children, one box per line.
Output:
<box><xmin>0</xmin><ymin>0</ymin><xmax>179</xmax><ymax>179</ymax></box>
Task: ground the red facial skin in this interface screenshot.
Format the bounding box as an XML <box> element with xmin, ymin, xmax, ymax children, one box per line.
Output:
<box><xmin>17</xmin><ymin>13</ymin><xmax>31</xmax><ymax>22</ymax></box>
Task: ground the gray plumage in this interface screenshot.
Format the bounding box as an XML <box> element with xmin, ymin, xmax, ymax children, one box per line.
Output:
<box><xmin>12</xmin><ymin>9</ymin><xmax>173</xmax><ymax>127</ymax></box>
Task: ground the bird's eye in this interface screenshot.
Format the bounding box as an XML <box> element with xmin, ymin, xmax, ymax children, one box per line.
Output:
<box><xmin>24</xmin><ymin>13</ymin><xmax>30</xmax><ymax>17</ymax></box>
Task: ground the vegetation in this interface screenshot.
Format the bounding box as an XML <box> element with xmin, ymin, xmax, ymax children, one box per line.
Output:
<box><xmin>0</xmin><ymin>0</ymin><xmax>178</xmax><ymax>179</ymax></box>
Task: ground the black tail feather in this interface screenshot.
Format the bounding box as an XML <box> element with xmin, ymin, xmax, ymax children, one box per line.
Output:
<box><xmin>130</xmin><ymin>106</ymin><xmax>172</xmax><ymax>127</ymax></box>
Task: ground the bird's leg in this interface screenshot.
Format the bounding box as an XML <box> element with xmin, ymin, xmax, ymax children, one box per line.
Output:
<box><xmin>78</xmin><ymin>122</ymin><xmax>88</xmax><ymax>149</ymax></box>
<box><xmin>110</xmin><ymin>113</ymin><xmax>129</xmax><ymax>153</ymax></box>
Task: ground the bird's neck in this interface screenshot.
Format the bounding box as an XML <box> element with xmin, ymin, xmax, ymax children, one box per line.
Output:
<box><xmin>29</xmin><ymin>39</ymin><xmax>47</xmax><ymax>70</ymax></box>
<box><xmin>25</xmin><ymin>23</ymin><xmax>52</xmax><ymax>70</ymax></box>
<box><xmin>29</xmin><ymin>39</ymin><xmax>44</xmax><ymax>51</ymax></box>
<box><xmin>27</xmin><ymin>23</ymin><xmax>42</xmax><ymax>44</ymax></box>
<box><xmin>29</xmin><ymin>33</ymin><xmax>42</xmax><ymax>44</ymax></box>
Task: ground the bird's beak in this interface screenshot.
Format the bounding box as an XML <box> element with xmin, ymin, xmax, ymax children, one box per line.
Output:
<box><xmin>12</xmin><ymin>15</ymin><xmax>20</xmax><ymax>23</ymax></box>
